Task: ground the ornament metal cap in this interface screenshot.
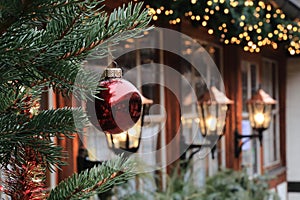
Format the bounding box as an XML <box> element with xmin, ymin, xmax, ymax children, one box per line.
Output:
<box><xmin>103</xmin><ymin>68</ymin><xmax>122</xmax><ymax>78</ymax></box>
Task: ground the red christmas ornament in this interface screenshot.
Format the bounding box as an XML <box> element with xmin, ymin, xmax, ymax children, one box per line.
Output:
<box><xmin>87</xmin><ymin>68</ymin><xmax>142</xmax><ymax>134</ymax></box>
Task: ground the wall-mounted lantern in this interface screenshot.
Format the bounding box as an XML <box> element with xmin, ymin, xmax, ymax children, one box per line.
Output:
<box><xmin>197</xmin><ymin>86</ymin><xmax>234</xmax><ymax>137</ymax></box>
<box><xmin>234</xmin><ymin>88</ymin><xmax>277</xmax><ymax>158</ymax></box>
<box><xmin>182</xmin><ymin>86</ymin><xmax>233</xmax><ymax>160</ymax></box>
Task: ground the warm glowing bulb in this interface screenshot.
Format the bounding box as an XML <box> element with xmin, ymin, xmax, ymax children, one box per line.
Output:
<box><xmin>290</xmin><ymin>49</ymin><xmax>296</xmax><ymax>55</ymax></box>
<box><xmin>254</xmin><ymin>113</ymin><xmax>265</xmax><ymax>125</ymax></box>
<box><xmin>293</xmin><ymin>27</ymin><xmax>298</xmax><ymax>32</ymax></box>
<box><xmin>268</xmin><ymin>33</ymin><xmax>273</xmax><ymax>38</ymax></box>
<box><xmin>257</xmin><ymin>28</ymin><xmax>262</xmax><ymax>33</ymax></box>
<box><xmin>206</xmin><ymin>116</ymin><xmax>217</xmax><ymax>131</ymax></box>
<box><xmin>276</xmin><ymin>9</ymin><xmax>281</xmax><ymax>14</ymax></box>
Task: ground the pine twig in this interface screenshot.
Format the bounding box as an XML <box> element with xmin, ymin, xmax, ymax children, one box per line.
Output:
<box><xmin>47</xmin><ymin>155</ymin><xmax>136</xmax><ymax>200</ymax></box>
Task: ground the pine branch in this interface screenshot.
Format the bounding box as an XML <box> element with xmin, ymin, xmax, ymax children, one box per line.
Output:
<box><xmin>0</xmin><ymin>108</ymin><xmax>88</xmax><ymax>169</ymax></box>
<box><xmin>0</xmin><ymin>108</ymin><xmax>87</xmax><ymax>136</ymax></box>
<box><xmin>0</xmin><ymin>86</ymin><xmax>42</xmax><ymax>114</ymax></box>
<box><xmin>47</xmin><ymin>155</ymin><xmax>136</xmax><ymax>200</ymax></box>
<box><xmin>0</xmin><ymin>132</ymin><xmax>66</xmax><ymax>171</ymax></box>
<box><xmin>0</xmin><ymin>1</ymin><xmax>151</xmax><ymax>100</ymax></box>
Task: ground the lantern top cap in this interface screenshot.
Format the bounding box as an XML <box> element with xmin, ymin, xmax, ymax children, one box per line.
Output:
<box><xmin>247</xmin><ymin>88</ymin><xmax>277</xmax><ymax>104</ymax></box>
<box><xmin>199</xmin><ymin>86</ymin><xmax>234</xmax><ymax>104</ymax></box>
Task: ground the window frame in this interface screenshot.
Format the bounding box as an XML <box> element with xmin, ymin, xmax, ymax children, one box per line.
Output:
<box><xmin>261</xmin><ymin>58</ymin><xmax>281</xmax><ymax>170</ymax></box>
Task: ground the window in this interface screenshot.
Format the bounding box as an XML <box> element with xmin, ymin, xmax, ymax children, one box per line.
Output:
<box><xmin>241</xmin><ymin>59</ymin><xmax>280</xmax><ymax>175</ymax></box>
<box><xmin>261</xmin><ymin>59</ymin><xmax>280</xmax><ymax>168</ymax></box>
<box><xmin>241</xmin><ymin>61</ymin><xmax>261</xmax><ymax>176</ymax></box>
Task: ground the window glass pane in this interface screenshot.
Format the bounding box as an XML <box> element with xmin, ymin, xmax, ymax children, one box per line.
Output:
<box><xmin>262</xmin><ymin>59</ymin><xmax>280</xmax><ymax>167</ymax></box>
<box><xmin>241</xmin><ymin>61</ymin><xmax>260</xmax><ymax>176</ymax></box>
<box><xmin>251</xmin><ymin>64</ymin><xmax>257</xmax><ymax>95</ymax></box>
<box><xmin>242</xmin><ymin>63</ymin><xmax>248</xmax><ymax>113</ymax></box>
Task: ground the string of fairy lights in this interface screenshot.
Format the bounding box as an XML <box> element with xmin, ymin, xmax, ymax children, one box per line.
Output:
<box><xmin>144</xmin><ymin>0</ymin><xmax>300</xmax><ymax>55</ymax></box>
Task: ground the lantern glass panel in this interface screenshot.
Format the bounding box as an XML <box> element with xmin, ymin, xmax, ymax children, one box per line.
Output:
<box><xmin>262</xmin><ymin>104</ymin><xmax>272</xmax><ymax>129</ymax></box>
<box><xmin>198</xmin><ymin>104</ymin><xmax>206</xmax><ymax>135</ymax></box>
<box><xmin>197</xmin><ymin>103</ymin><xmax>228</xmax><ymax>136</ymax></box>
<box><xmin>248</xmin><ymin>103</ymin><xmax>272</xmax><ymax>130</ymax></box>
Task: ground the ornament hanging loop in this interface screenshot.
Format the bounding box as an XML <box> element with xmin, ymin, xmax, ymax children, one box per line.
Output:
<box><xmin>107</xmin><ymin>60</ymin><xmax>119</xmax><ymax>69</ymax></box>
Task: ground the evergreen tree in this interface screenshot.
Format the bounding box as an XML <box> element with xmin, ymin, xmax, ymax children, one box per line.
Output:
<box><xmin>0</xmin><ymin>0</ymin><xmax>151</xmax><ymax>199</ymax></box>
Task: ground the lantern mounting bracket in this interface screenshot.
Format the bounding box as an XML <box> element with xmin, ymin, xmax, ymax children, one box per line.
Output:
<box><xmin>234</xmin><ymin>129</ymin><xmax>264</xmax><ymax>158</ymax></box>
<box><xmin>187</xmin><ymin>143</ymin><xmax>217</xmax><ymax>160</ymax></box>
<box><xmin>180</xmin><ymin>135</ymin><xmax>220</xmax><ymax>164</ymax></box>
